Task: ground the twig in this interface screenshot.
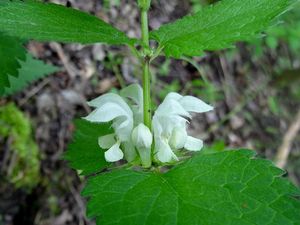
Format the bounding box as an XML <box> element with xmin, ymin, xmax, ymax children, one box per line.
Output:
<box><xmin>66</xmin><ymin>178</ymin><xmax>87</xmax><ymax>224</ymax></box>
<box><xmin>50</xmin><ymin>42</ymin><xmax>78</xmax><ymax>78</ymax></box>
<box><xmin>275</xmin><ymin>109</ymin><xmax>300</xmax><ymax>169</ymax></box>
<box><xmin>112</xmin><ymin>63</ymin><xmax>126</xmax><ymax>89</ymax></box>
<box><xmin>19</xmin><ymin>78</ymin><xmax>50</xmax><ymax>106</ymax></box>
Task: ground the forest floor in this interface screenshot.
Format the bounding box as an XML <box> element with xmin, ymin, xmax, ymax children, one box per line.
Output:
<box><xmin>0</xmin><ymin>0</ymin><xmax>300</xmax><ymax>225</ymax></box>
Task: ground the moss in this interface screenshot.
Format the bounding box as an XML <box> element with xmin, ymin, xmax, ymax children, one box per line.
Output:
<box><xmin>0</xmin><ymin>103</ymin><xmax>40</xmax><ymax>190</ymax></box>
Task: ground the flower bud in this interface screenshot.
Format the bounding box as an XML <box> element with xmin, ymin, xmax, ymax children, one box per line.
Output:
<box><xmin>132</xmin><ymin>123</ymin><xmax>153</xmax><ymax>168</ymax></box>
<box><xmin>132</xmin><ymin>123</ymin><xmax>153</xmax><ymax>149</ymax></box>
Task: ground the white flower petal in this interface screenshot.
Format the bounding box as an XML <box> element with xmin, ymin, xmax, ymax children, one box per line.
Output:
<box><xmin>85</xmin><ymin>92</ymin><xmax>134</xmax><ymax>142</ymax></box>
<box><xmin>152</xmin><ymin>115</ymin><xmax>163</xmax><ymax>137</ymax></box>
<box><xmin>120</xmin><ymin>84</ymin><xmax>143</xmax><ymax>107</ymax></box>
<box><xmin>120</xmin><ymin>84</ymin><xmax>143</xmax><ymax>125</ymax></box>
<box><xmin>132</xmin><ymin>123</ymin><xmax>153</xmax><ymax>149</ymax></box>
<box><xmin>156</xmin><ymin>139</ymin><xmax>178</xmax><ymax>163</ymax></box>
<box><xmin>104</xmin><ymin>143</ymin><xmax>124</xmax><ymax>162</ymax></box>
<box><xmin>98</xmin><ymin>134</ymin><xmax>115</xmax><ymax>149</ymax></box>
<box><xmin>179</xmin><ymin>96</ymin><xmax>213</xmax><ymax>113</ymax></box>
<box><xmin>113</xmin><ymin>118</ymin><xmax>133</xmax><ymax>141</ymax></box>
<box><xmin>153</xmin><ymin>114</ymin><xmax>187</xmax><ymax>138</ymax></box>
<box><xmin>156</xmin><ymin>99</ymin><xmax>190</xmax><ymax>118</ymax></box>
<box><xmin>83</xmin><ymin>103</ymin><xmax>128</xmax><ymax>123</ymax></box>
<box><xmin>169</xmin><ymin>127</ymin><xmax>188</xmax><ymax>149</ymax></box>
<box><xmin>184</xmin><ymin>136</ymin><xmax>203</xmax><ymax>151</ymax></box>
<box><xmin>88</xmin><ymin>93</ymin><xmax>130</xmax><ymax>110</ymax></box>
<box><xmin>114</xmin><ymin>118</ymin><xmax>130</xmax><ymax>130</ymax></box>
<box><xmin>164</xmin><ymin>92</ymin><xmax>182</xmax><ymax>101</ymax></box>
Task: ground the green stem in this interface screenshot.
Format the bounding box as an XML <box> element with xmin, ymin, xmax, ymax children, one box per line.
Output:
<box><xmin>142</xmin><ymin>59</ymin><xmax>151</xmax><ymax>128</ymax></box>
<box><xmin>141</xmin><ymin>10</ymin><xmax>149</xmax><ymax>50</ymax></box>
<box><xmin>141</xmin><ymin>7</ymin><xmax>152</xmax><ymax>129</ymax></box>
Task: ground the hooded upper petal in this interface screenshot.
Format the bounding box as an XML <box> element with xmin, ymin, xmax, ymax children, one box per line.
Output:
<box><xmin>84</xmin><ymin>103</ymin><xmax>129</xmax><ymax>123</ymax></box>
<box><xmin>179</xmin><ymin>96</ymin><xmax>213</xmax><ymax>113</ymax></box>
<box><xmin>164</xmin><ymin>92</ymin><xmax>182</xmax><ymax>101</ymax></box>
<box><xmin>155</xmin><ymin>98</ymin><xmax>190</xmax><ymax>118</ymax></box>
<box><xmin>88</xmin><ymin>93</ymin><xmax>132</xmax><ymax>115</ymax></box>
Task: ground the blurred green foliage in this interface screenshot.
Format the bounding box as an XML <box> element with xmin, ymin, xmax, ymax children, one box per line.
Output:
<box><xmin>103</xmin><ymin>0</ymin><xmax>121</xmax><ymax>10</ymax></box>
<box><xmin>251</xmin><ymin>2</ymin><xmax>300</xmax><ymax>57</ymax></box>
<box><xmin>157</xmin><ymin>80</ymin><xmax>180</xmax><ymax>100</ymax></box>
<box><xmin>191</xmin><ymin>79</ymin><xmax>223</xmax><ymax>103</ymax></box>
<box><xmin>266</xmin><ymin>2</ymin><xmax>300</xmax><ymax>53</ymax></box>
<box><xmin>0</xmin><ymin>103</ymin><xmax>40</xmax><ymax>191</ymax></box>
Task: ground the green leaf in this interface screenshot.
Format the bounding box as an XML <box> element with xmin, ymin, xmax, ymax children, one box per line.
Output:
<box><xmin>0</xmin><ymin>0</ymin><xmax>132</xmax><ymax>45</ymax></box>
<box><xmin>150</xmin><ymin>0</ymin><xmax>295</xmax><ymax>58</ymax></box>
<box><xmin>64</xmin><ymin>119</ymin><xmax>112</xmax><ymax>175</ymax></box>
<box><xmin>3</xmin><ymin>54</ymin><xmax>59</xmax><ymax>96</ymax></box>
<box><xmin>82</xmin><ymin>150</ymin><xmax>300</xmax><ymax>225</ymax></box>
<box><xmin>0</xmin><ymin>33</ymin><xmax>26</xmax><ymax>94</ymax></box>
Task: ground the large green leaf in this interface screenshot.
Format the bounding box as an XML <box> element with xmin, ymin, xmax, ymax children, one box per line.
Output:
<box><xmin>3</xmin><ymin>54</ymin><xmax>59</xmax><ymax>96</ymax></box>
<box><xmin>82</xmin><ymin>150</ymin><xmax>300</xmax><ymax>225</ymax></box>
<box><xmin>64</xmin><ymin>119</ymin><xmax>112</xmax><ymax>175</ymax></box>
<box><xmin>0</xmin><ymin>33</ymin><xmax>26</xmax><ymax>94</ymax></box>
<box><xmin>150</xmin><ymin>0</ymin><xmax>295</xmax><ymax>58</ymax></box>
<box><xmin>0</xmin><ymin>0</ymin><xmax>132</xmax><ymax>45</ymax></box>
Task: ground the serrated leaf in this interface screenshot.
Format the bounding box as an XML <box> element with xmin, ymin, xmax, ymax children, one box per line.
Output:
<box><xmin>150</xmin><ymin>0</ymin><xmax>295</xmax><ymax>58</ymax></box>
<box><xmin>3</xmin><ymin>54</ymin><xmax>59</xmax><ymax>96</ymax></box>
<box><xmin>0</xmin><ymin>0</ymin><xmax>133</xmax><ymax>45</ymax></box>
<box><xmin>82</xmin><ymin>150</ymin><xmax>300</xmax><ymax>225</ymax></box>
<box><xmin>64</xmin><ymin>119</ymin><xmax>112</xmax><ymax>175</ymax></box>
<box><xmin>0</xmin><ymin>33</ymin><xmax>26</xmax><ymax>94</ymax></box>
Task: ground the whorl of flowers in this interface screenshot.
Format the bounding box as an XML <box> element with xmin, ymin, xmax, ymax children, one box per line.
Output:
<box><xmin>84</xmin><ymin>84</ymin><xmax>213</xmax><ymax>167</ymax></box>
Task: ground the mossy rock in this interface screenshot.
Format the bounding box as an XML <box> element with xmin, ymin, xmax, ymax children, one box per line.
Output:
<box><xmin>0</xmin><ymin>103</ymin><xmax>40</xmax><ymax>190</ymax></box>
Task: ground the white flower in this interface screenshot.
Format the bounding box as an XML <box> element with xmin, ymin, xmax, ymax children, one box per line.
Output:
<box><xmin>84</xmin><ymin>84</ymin><xmax>143</xmax><ymax>162</ymax></box>
<box><xmin>85</xmin><ymin>92</ymin><xmax>133</xmax><ymax>142</ymax></box>
<box><xmin>132</xmin><ymin>123</ymin><xmax>153</xmax><ymax>149</ymax></box>
<box><xmin>152</xmin><ymin>92</ymin><xmax>213</xmax><ymax>163</ymax></box>
<box><xmin>132</xmin><ymin>123</ymin><xmax>153</xmax><ymax>167</ymax></box>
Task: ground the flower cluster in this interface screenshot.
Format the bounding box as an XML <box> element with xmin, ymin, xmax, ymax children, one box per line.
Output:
<box><xmin>84</xmin><ymin>84</ymin><xmax>213</xmax><ymax>167</ymax></box>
